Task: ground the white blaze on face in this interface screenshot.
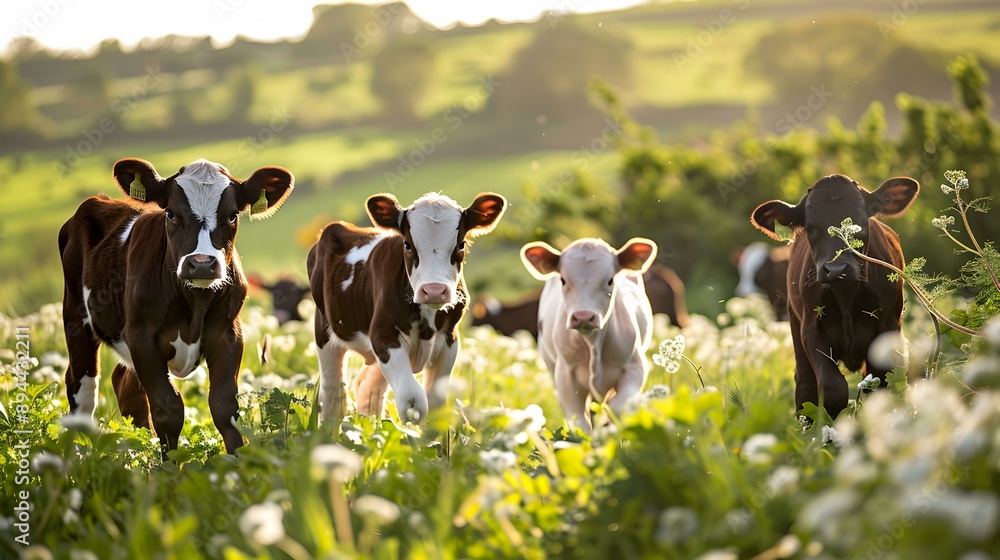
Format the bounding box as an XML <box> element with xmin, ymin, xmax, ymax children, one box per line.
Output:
<box><xmin>174</xmin><ymin>158</ymin><xmax>230</xmax><ymax>289</ymax></box>
<box><xmin>406</xmin><ymin>194</ymin><xmax>463</xmax><ymax>306</ymax></box>
<box><xmin>558</xmin><ymin>240</ymin><xmax>619</xmax><ymax>330</ymax></box>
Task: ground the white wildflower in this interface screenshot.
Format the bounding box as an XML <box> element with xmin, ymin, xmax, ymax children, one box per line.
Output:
<box><xmin>32</xmin><ymin>452</ymin><xmax>63</xmax><ymax>473</ymax></box>
<box><xmin>857</xmin><ymin>374</ymin><xmax>882</xmax><ymax>391</ymax></box>
<box><xmin>653</xmin><ymin>334</ymin><xmax>686</xmax><ymax>373</ymax></box>
<box><xmin>507</xmin><ymin>404</ymin><xmax>546</xmax><ymax>444</ymax></box>
<box><xmin>742</xmin><ymin>433</ymin><xmax>779</xmax><ymax>464</ymax></box>
<box><xmin>479</xmin><ymin>448</ymin><xmax>517</xmax><ymax>474</ymax></box>
<box><xmin>958</xmin><ymin>178</ymin><xmax>969</xmax><ymax>190</ymax></box>
<box><xmin>353</xmin><ymin>494</ymin><xmax>401</xmax><ymax>526</ymax></box>
<box><xmin>821</xmin><ymin>425</ymin><xmax>844</xmax><ymax>447</ymax></box>
<box><xmin>655</xmin><ymin>507</ymin><xmax>699</xmax><ymax>545</ymax></box>
<box><xmin>60</xmin><ymin>414</ymin><xmax>98</xmax><ymax>436</ymax></box>
<box><xmin>310</xmin><ymin>444</ymin><xmax>362</xmax><ymax>482</ymax></box>
<box><xmin>239</xmin><ymin>502</ymin><xmax>285</xmax><ymax>546</ymax></box>
<box><xmin>931</xmin><ymin>215</ymin><xmax>955</xmax><ymax>229</ymax></box>
<box><xmin>941</xmin><ymin>183</ymin><xmax>955</xmax><ymax>194</ymax></box>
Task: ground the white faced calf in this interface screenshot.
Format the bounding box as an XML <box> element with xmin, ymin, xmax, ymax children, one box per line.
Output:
<box><xmin>308</xmin><ymin>192</ymin><xmax>506</xmax><ymax>425</ymax></box>
<box><xmin>521</xmin><ymin>238</ymin><xmax>657</xmax><ymax>432</ymax></box>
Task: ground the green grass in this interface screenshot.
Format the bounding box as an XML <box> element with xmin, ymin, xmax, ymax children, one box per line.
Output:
<box><xmin>2</xmin><ymin>292</ymin><xmax>998</xmax><ymax>559</ymax></box>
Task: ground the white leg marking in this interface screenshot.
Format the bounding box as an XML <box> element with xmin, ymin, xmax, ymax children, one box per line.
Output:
<box><xmin>317</xmin><ymin>338</ymin><xmax>347</xmax><ymax>425</ymax></box>
<box><xmin>111</xmin><ymin>340</ymin><xmax>135</xmax><ymax>370</ymax></box>
<box><xmin>81</xmin><ymin>285</ymin><xmax>93</xmax><ymax>328</ymax></box>
<box><xmin>74</xmin><ymin>375</ymin><xmax>99</xmax><ymax>417</ymax></box>
<box><xmin>380</xmin><ymin>345</ymin><xmax>428</xmax><ymax>423</ymax></box>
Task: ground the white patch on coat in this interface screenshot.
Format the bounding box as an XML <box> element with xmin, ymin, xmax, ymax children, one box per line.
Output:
<box><xmin>342</xmin><ymin>233</ymin><xmax>388</xmax><ymax>291</ymax></box>
<box><xmin>167</xmin><ymin>334</ymin><xmax>202</xmax><ymax>378</ymax></box>
<box><xmin>74</xmin><ymin>375</ymin><xmax>99</xmax><ymax>417</ymax></box>
<box><xmin>406</xmin><ymin>194</ymin><xmax>463</xmax><ymax>297</ymax></box>
<box><xmin>82</xmin><ymin>285</ymin><xmax>93</xmax><ymax>328</ymax></box>
<box><xmin>119</xmin><ymin>216</ymin><xmax>139</xmax><ymax>244</ymax></box>
<box><xmin>111</xmin><ymin>340</ymin><xmax>135</xmax><ymax>370</ymax></box>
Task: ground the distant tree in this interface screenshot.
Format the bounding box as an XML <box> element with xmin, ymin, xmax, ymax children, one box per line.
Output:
<box><xmin>370</xmin><ymin>41</ymin><xmax>435</xmax><ymax>123</ymax></box>
<box><xmin>486</xmin><ymin>21</ymin><xmax>632</xmax><ymax>125</ymax></box>
<box><xmin>0</xmin><ymin>60</ymin><xmax>35</xmax><ymax>132</ymax></box>
<box><xmin>226</xmin><ymin>62</ymin><xmax>262</xmax><ymax>123</ymax></box>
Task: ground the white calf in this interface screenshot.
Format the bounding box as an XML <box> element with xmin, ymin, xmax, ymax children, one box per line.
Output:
<box><xmin>521</xmin><ymin>237</ymin><xmax>657</xmax><ymax>432</ymax></box>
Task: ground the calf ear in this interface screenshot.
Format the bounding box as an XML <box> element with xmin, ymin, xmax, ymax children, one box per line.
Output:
<box><xmin>240</xmin><ymin>167</ymin><xmax>294</xmax><ymax>220</ymax></box>
<box><xmin>616</xmin><ymin>238</ymin><xmax>658</xmax><ymax>272</ymax></box>
<box><xmin>113</xmin><ymin>158</ymin><xmax>168</xmax><ymax>207</ymax></box>
<box><xmin>463</xmin><ymin>193</ymin><xmax>507</xmax><ymax>238</ymax></box>
<box><xmin>751</xmin><ymin>200</ymin><xmax>803</xmax><ymax>241</ymax></box>
<box><xmin>521</xmin><ymin>242</ymin><xmax>561</xmax><ymax>280</ymax></box>
<box><xmin>367</xmin><ymin>193</ymin><xmax>404</xmax><ymax>230</ymax></box>
<box><xmin>867</xmin><ymin>177</ymin><xmax>919</xmax><ymax>218</ymax></box>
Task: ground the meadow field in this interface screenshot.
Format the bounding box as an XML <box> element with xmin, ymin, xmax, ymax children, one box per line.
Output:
<box><xmin>3</xmin><ymin>0</ymin><xmax>1000</xmax><ymax>558</ymax></box>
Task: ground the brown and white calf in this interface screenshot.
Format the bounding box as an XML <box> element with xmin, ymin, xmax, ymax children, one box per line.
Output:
<box><xmin>307</xmin><ymin>192</ymin><xmax>506</xmax><ymax>424</ymax></box>
<box><xmin>59</xmin><ymin>158</ymin><xmax>293</xmax><ymax>455</ymax></box>
<box><xmin>751</xmin><ymin>174</ymin><xmax>918</xmax><ymax>418</ymax></box>
<box><xmin>521</xmin><ymin>238</ymin><xmax>657</xmax><ymax>432</ymax></box>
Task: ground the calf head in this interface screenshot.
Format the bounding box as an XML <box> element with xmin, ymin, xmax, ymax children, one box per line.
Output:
<box><xmin>367</xmin><ymin>192</ymin><xmax>506</xmax><ymax>309</ymax></box>
<box><xmin>522</xmin><ymin>238</ymin><xmax>657</xmax><ymax>334</ymax></box>
<box><xmin>113</xmin><ymin>158</ymin><xmax>293</xmax><ymax>290</ymax></box>
<box><xmin>751</xmin><ymin>175</ymin><xmax>918</xmax><ymax>289</ymax></box>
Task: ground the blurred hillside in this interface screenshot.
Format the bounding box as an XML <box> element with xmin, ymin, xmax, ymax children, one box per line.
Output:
<box><xmin>1</xmin><ymin>0</ymin><xmax>1000</xmax><ymax>315</ymax></box>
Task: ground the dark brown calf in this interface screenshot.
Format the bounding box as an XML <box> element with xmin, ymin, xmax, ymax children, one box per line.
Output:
<box><xmin>59</xmin><ymin>158</ymin><xmax>292</xmax><ymax>455</ymax></box>
<box><xmin>751</xmin><ymin>174</ymin><xmax>918</xmax><ymax>418</ymax></box>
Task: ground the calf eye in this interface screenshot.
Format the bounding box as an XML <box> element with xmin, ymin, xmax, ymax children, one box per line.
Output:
<box><xmin>457</xmin><ymin>241</ymin><xmax>467</xmax><ymax>252</ymax></box>
<box><xmin>229</xmin><ymin>212</ymin><xmax>239</xmax><ymax>224</ymax></box>
<box><xmin>607</xmin><ymin>278</ymin><xmax>613</xmax><ymax>286</ymax></box>
<box><xmin>403</xmin><ymin>241</ymin><xmax>412</xmax><ymax>251</ymax></box>
<box><xmin>165</xmin><ymin>209</ymin><xmax>175</xmax><ymax>221</ymax></box>
<box><xmin>560</xmin><ymin>278</ymin><xmax>566</xmax><ymax>286</ymax></box>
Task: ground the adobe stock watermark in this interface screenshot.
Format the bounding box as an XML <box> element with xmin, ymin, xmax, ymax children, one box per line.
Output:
<box><xmin>52</xmin><ymin>65</ymin><xmax>166</xmax><ymax>177</ymax></box>
<box><xmin>383</xmin><ymin>75</ymin><xmax>500</xmax><ymax>189</ymax></box>
<box><xmin>17</xmin><ymin>0</ymin><xmax>72</xmax><ymax>39</ymax></box>
<box><xmin>673</xmin><ymin>0</ymin><xmax>750</xmax><ymax>71</ymax></box>
<box><xmin>510</xmin><ymin>116</ymin><xmax>624</xmax><ymax>232</ymax></box>
<box><xmin>716</xmin><ymin>84</ymin><xmax>833</xmax><ymax>202</ymax></box>
<box><xmin>9</xmin><ymin>325</ymin><xmax>34</xmax><ymax>547</ymax></box>
<box><xmin>340</xmin><ymin>3</ymin><xmax>406</xmax><ymax>63</ymax></box>
<box><xmin>877</xmin><ymin>0</ymin><xmax>928</xmax><ymax>39</ymax></box>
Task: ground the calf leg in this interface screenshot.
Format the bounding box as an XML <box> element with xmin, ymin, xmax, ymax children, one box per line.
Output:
<box><xmin>111</xmin><ymin>363</ymin><xmax>151</xmax><ymax>429</ymax></box>
<box><xmin>377</xmin><ymin>345</ymin><xmax>428</xmax><ymax>423</ymax></box>
<box><xmin>63</xmin><ymin>292</ymin><xmax>100</xmax><ymax>417</ymax></box>
<box><xmin>424</xmin><ymin>337</ymin><xmax>459</xmax><ymax>410</ymax></box>
<box><xmin>607</xmin><ymin>363</ymin><xmax>646</xmax><ymax>417</ymax></box>
<box><xmin>205</xmin><ymin>327</ymin><xmax>244</xmax><ymax>454</ymax></box>
<box><xmin>128</xmin><ymin>332</ymin><xmax>184</xmax><ymax>457</ymax></box>
<box><xmin>317</xmin><ymin>339</ymin><xmax>348</xmax><ymax>426</ymax></box>
<box><xmin>790</xmin><ymin>317</ymin><xmax>820</xmax><ymax>413</ymax></box>
<box><xmin>354</xmin><ymin>362</ymin><xmax>387</xmax><ymax>416</ymax></box>
<box><xmin>555</xmin><ymin>362</ymin><xmax>590</xmax><ymax>434</ymax></box>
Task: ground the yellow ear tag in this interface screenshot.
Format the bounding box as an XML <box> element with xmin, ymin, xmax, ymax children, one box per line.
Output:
<box><xmin>250</xmin><ymin>189</ymin><xmax>268</xmax><ymax>215</ymax></box>
<box><xmin>129</xmin><ymin>175</ymin><xmax>146</xmax><ymax>201</ymax></box>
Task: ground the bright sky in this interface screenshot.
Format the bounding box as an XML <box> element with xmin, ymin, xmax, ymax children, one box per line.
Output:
<box><xmin>1</xmin><ymin>0</ymin><xmax>647</xmax><ymax>55</ymax></box>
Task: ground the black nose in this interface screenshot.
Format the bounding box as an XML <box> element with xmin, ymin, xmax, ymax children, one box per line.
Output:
<box><xmin>183</xmin><ymin>255</ymin><xmax>220</xmax><ymax>279</ymax></box>
<box><xmin>819</xmin><ymin>261</ymin><xmax>848</xmax><ymax>283</ymax></box>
